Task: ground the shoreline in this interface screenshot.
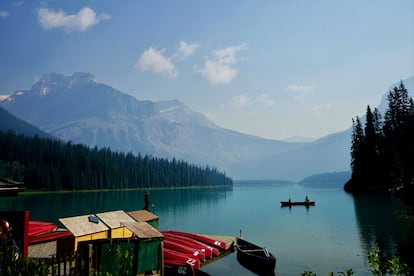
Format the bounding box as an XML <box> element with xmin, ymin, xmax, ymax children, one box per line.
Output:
<box><xmin>20</xmin><ymin>185</ymin><xmax>233</xmax><ymax>195</ymax></box>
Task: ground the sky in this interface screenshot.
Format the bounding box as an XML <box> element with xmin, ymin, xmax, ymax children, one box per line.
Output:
<box><xmin>1</xmin><ymin>1</ymin><xmax>413</xmax><ymax>141</ymax></box>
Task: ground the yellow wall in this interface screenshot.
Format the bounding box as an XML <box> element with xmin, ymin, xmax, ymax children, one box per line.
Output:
<box><xmin>74</xmin><ymin>231</ymin><xmax>108</xmax><ymax>251</ymax></box>
<box><xmin>111</xmin><ymin>227</ymin><xmax>133</xmax><ymax>239</ymax></box>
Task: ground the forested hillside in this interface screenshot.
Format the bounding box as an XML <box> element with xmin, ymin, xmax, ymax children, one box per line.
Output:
<box><xmin>0</xmin><ymin>131</ymin><xmax>233</xmax><ymax>191</ymax></box>
<box><xmin>344</xmin><ymin>81</ymin><xmax>413</xmax><ymax>197</ymax></box>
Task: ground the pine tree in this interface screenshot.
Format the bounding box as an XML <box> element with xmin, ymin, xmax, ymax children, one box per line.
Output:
<box><xmin>346</xmin><ymin>81</ymin><xmax>414</xmax><ymax>194</ymax></box>
<box><xmin>383</xmin><ymin>81</ymin><xmax>413</xmax><ymax>190</ymax></box>
<box><xmin>345</xmin><ymin>116</ymin><xmax>365</xmax><ymax>192</ymax></box>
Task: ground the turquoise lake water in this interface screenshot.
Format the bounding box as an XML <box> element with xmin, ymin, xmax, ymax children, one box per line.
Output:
<box><xmin>0</xmin><ymin>180</ymin><xmax>412</xmax><ymax>275</ymax></box>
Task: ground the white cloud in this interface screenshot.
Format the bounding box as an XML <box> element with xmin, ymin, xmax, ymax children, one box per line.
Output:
<box><xmin>176</xmin><ymin>41</ymin><xmax>199</xmax><ymax>60</ymax></box>
<box><xmin>196</xmin><ymin>60</ymin><xmax>237</xmax><ymax>85</ymax></box>
<box><xmin>0</xmin><ymin>11</ymin><xmax>9</xmax><ymax>18</ymax></box>
<box><xmin>196</xmin><ymin>43</ymin><xmax>247</xmax><ymax>85</ymax></box>
<box><xmin>37</xmin><ymin>7</ymin><xmax>111</xmax><ymax>32</ymax></box>
<box><xmin>137</xmin><ymin>47</ymin><xmax>178</xmax><ymax>78</ymax></box>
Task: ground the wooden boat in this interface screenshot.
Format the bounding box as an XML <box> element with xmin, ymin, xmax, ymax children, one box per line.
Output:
<box><xmin>280</xmin><ymin>201</ymin><xmax>315</xmax><ymax>207</ymax></box>
<box><xmin>164</xmin><ymin>230</ymin><xmax>227</xmax><ymax>251</ymax></box>
<box><xmin>164</xmin><ymin>239</ymin><xmax>206</xmax><ymax>261</ymax></box>
<box><xmin>236</xmin><ymin>237</ymin><xmax>276</xmax><ymax>274</ymax></box>
<box><xmin>163</xmin><ymin>248</ymin><xmax>201</xmax><ymax>270</ymax></box>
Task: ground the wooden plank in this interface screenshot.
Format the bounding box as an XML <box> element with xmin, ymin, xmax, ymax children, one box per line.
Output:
<box><xmin>59</xmin><ymin>215</ymin><xmax>109</xmax><ymax>237</ymax></box>
<box><xmin>122</xmin><ymin>221</ymin><xmax>164</xmax><ymax>239</ymax></box>
<box><xmin>202</xmin><ymin>234</ymin><xmax>236</xmax><ymax>251</ymax></box>
<box><xmin>96</xmin><ymin>210</ymin><xmax>135</xmax><ymax>229</ymax></box>
<box><xmin>128</xmin><ymin>210</ymin><xmax>159</xmax><ymax>222</ymax></box>
<box><xmin>28</xmin><ymin>241</ymin><xmax>56</xmax><ymax>259</ymax></box>
<box><xmin>197</xmin><ymin>234</ymin><xmax>236</xmax><ymax>268</ymax></box>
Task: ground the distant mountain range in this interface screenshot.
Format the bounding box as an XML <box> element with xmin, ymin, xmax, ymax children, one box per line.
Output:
<box><xmin>1</xmin><ymin>73</ymin><xmax>413</xmax><ymax>181</ymax></box>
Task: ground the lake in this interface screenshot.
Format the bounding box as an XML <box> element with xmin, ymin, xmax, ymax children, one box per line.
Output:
<box><xmin>0</xmin><ymin>180</ymin><xmax>412</xmax><ymax>275</ymax></box>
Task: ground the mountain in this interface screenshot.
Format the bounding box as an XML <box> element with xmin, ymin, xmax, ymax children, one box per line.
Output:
<box><xmin>2</xmin><ymin>73</ymin><xmax>413</xmax><ymax>181</ymax></box>
<box><xmin>230</xmin><ymin>76</ymin><xmax>414</xmax><ymax>181</ymax></box>
<box><xmin>0</xmin><ymin>105</ymin><xmax>54</xmax><ymax>139</ymax></box>
<box><xmin>282</xmin><ymin>136</ymin><xmax>315</xmax><ymax>143</ymax></box>
<box><xmin>227</xmin><ymin>129</ymin><xmax>352</xmax><ymax>181</ymax></box>
<box><xmin>298</xmin><ymin>171</ymin><xmax>351</xmax><ymax>188</ymax></box>
<box><xmin>0</xmin><ymin>73</ymin><xmax>306</xmax><ymax>174</ymax></box>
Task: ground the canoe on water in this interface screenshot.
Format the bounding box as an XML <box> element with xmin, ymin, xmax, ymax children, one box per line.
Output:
<box><xmin>280</xmin><ymin>201</ymin><xmax>315</xmax><ymax>207</ymax></box>
<box><xmin>236</xmin><ymin>237</ymin><xmax>276</xmax><ymax>274</ymax></box>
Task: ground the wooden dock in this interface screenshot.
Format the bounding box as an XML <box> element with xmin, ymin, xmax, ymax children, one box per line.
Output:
<box><xmin>28</xmin><ymin>241</ymin><xmax>57</xmax><ymax>259</ymax></box>
<box><xmin>200</xmin><ymin>234</ymin><xmax>236</xmax><ymax>267</ymax></box>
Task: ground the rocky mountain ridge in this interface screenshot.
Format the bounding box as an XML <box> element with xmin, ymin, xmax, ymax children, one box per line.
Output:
<box><xmin>2</xmin><ymin>73</ymin><xmax>413</xmax><ymax>181</ymax></box>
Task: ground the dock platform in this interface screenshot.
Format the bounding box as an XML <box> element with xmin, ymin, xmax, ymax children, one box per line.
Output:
<box><xmin>200</xmin><ymin>234</ymin><xmax>236</xmax><ymax>267</ymax></box>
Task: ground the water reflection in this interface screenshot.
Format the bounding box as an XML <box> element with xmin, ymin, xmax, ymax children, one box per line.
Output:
<box><xmin>0</xmin><ymin>187</ymin><xmax>233</xmax><ymax>226</ymax></box>
<box><xmin>351</xmin><ymin>194</ymin><xmax>414</xmax><ymax>269</ymax></box>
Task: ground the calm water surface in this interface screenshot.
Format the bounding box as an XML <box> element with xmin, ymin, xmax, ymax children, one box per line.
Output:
<box><xmin>0</xmin><ymin>180</ymin><xmax>412</xmax><ymax>275</ymax></box>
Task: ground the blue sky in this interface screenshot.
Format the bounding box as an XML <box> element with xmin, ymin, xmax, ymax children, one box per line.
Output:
<box><xmin>1</xmin><ymin>1</ymin><xmax>413</xmax><ymax>140</ymax></box>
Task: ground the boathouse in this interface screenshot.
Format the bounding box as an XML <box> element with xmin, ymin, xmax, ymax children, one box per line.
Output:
<box><xmin>128</xmin><ymin>209</ymin><xmax>159</xmax><ymax>229</ymax></box>
<box><xmin>122</xmin><ymin>221</ymin><xmax>164</xmax><ymax>275</ymax></box>
<box><xmin>96</xmin><ymin>210</ymin><xmax>136</xmax><ymax>239</ymax></box>
<box><xmin>59</xmin><ymin>214</ymin><xmax>109</xmax><ymax>251</ymax></box>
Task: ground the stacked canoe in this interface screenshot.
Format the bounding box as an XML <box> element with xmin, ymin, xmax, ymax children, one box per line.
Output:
<box><xmin>162</xmin><ymin>231</ymin><xmax>227</xmax><ymax>274</ymax></box>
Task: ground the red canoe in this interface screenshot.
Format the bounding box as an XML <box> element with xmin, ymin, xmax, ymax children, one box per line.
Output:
<box><xmin>164</xmin><ymin>230</ymin><xmax>227</xmax><ymax>251</ymax></box>
<box><xmin>164</xmin><ymin>239</ymin><xmax>206</xmax><ymax>261</ymax></box>
<box><xmin>29</xmin><ymin>221</ymin><xmax>58</xmax><ymax>236</ymax></box>
<box><xmin>162</xmin><ymin>232</ymin><xmax>218</xmax><ymax>257</ymax></box>
<box><xmin>164</xmin><ymin>235</ymin><xmax>213</xmax><ymax>259</ymax></box>
<box><xmin>163</xmin><ymin>248</ymin><xmax>201</xmax><ymax>270</ymax></box>
<box><xmin>28</xmin><ymin>221</ymin><xmax>72</xmax><ymax>244</ymax></box>
<box><xmin>164</xmin><ymin>259</ymin><xmax>195</xmax><ymax>276</ymax></box>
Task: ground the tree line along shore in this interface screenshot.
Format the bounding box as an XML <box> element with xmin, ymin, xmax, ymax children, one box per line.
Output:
<box><xmin>0</xmin><ymin>131</ymin><xmax>233</xmax><ymax>191</ymax></box>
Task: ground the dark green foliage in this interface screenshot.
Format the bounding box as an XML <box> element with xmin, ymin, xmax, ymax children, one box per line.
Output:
<box><xmin>345</xmin><ymin>81</ymin><xmax>414</xmax><ymax>195</ymax></box>
<box><xmin>301</xmin><ymin>248</ymin><xmax>409</xmax><ymax>276</ymax></box>
<box><xmin>0</xmin><ymin>232</ymin><xmax>52</xmax><ymax>276</ymax></box>
<box><xmin>0</xmin><ymin>130</ymin><xmax>233</xmax><ymax>191</ymax></box>
<box><xmin>367</xmin><ymin>247</ymin><xmax>410</xmax><ymax>276</ymax></box>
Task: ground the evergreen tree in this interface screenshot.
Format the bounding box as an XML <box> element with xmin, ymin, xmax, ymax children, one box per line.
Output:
<box><xmin>0</xmin><ymin>130</ymin><xmax>233</xmax><ymax>191</ymax></box>
<box><xmin>346</xmin><ymin>81</ymin><xmax>414</xmax><ymax>194</ymax></box>
<box><xmin>344</xmin><ymin>116</ymin><xmax>365</xmax><ymax>192</ymax></box>
<box><xmin>350</xmin><ymin>116</ymin><xmax>364</xmax><ymax>178</ymax></box>
<box><xmin>383</xmin><ymin>81</ymin><xmax>413</xmax><ymax>190</ymax></box>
